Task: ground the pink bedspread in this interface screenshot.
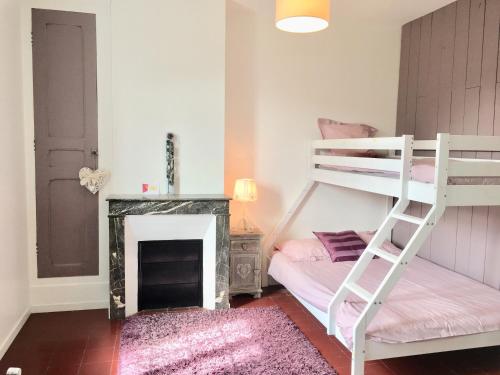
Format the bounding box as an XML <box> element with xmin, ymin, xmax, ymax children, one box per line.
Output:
<box><xmin>268</xmin><ymin>251</ymin><xmax>500</xmax><ymax>346</ymax></box>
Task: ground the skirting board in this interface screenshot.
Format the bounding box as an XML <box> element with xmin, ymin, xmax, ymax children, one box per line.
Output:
<box><xmin>0</xmin><ymin>308</ymin><xmax>30</xmax><ymax>360</ymax></box>
<box><xmin>30</xmin><ymin>281</ymin><xmax>108</xmax><ymax>313</ymax></box>
<box><xmin>30</xmin><ymin>300</ymin><xmax>108</xmax><ymax>313</ymax></box>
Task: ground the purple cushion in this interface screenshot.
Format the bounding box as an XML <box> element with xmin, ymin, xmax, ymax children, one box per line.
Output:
<box><xmin>313</xmin><ymin>230</ymin><xmax>367</xmax><ymax>262</ymax></box>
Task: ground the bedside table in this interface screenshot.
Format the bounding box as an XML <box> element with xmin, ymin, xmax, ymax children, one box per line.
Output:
<box><xmin>229</xmin><ymin>230</ymin><xmax>263</xmax><ymax>299</ymax></box>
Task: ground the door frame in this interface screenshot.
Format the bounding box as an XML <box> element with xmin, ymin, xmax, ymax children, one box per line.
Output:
<box><xmin>20</xmin><ymin>0</ymin><xmax>112</xmax><ymax>312</ymax></box>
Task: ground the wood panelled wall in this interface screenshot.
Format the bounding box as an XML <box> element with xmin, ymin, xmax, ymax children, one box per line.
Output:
<box><xmin>393</xmin><ymin>0</ymin><xmax>500</xmax><ymax>290</ymax></box>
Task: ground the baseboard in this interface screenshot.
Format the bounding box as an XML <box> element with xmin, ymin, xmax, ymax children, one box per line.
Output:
<box><xmin>0</xmin><ymin>307</ymin><xmax>31</xmax><ymax>360</ymax></box>
<box><xmin>30</xmin><ymin>300</ymin><xmax>108</xmax><ymax>313</ymax></box>
<box><xmin>30</xmin><ymin>281</ymin><xmax>108</xmax><ymax>313</ymax></box>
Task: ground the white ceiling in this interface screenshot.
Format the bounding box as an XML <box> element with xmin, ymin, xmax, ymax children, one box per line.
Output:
<box><xmin>245</xmin><ymin>0</ymin><xmax>459</xmax><ymax>27</ymax></box>
<box><xmin>332</xmin><ymin>0</ymin><xmax>458</xmax><ymax>25</ymax></box>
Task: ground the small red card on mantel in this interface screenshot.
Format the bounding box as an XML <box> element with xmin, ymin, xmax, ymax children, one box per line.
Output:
<box><xmin>142</xmin><ymin>183</ymin><xmax>160</xmax><ymax>195</ymax></box>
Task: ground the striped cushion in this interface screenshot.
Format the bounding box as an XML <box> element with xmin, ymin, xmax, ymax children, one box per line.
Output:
<box><xmin>313</xmin><ymin>231</ymin><xmax>367</xmax><ymax>262</ymax></box>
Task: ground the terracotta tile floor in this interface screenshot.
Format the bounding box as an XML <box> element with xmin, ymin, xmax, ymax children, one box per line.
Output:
<box><xmin>1</xmin><ymin>287</ymin><xmax>499</xmax><ymax>375</ymax></box>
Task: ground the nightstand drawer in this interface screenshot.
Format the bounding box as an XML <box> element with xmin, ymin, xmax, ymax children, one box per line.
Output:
<box><xmin>230</xmin><ymin>239</ymin><xmax>259</xmax><ymax>253</ymax></box>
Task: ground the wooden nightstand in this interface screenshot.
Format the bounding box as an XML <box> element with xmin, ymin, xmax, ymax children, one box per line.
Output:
<box><xmin>229</xmin><ymin>229</ymin><xmax>263</xmax><ymax>299</ymax></box>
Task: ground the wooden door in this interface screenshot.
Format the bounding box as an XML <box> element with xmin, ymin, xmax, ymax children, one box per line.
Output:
<box><xmin>32</xmin><ymin>9</ymin><xmax>99</xmax><ymax>278</ymax></box>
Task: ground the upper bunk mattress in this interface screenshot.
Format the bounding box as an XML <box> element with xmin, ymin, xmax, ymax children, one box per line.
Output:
<box><xmin>319</xmin><ymin>158</ymin><xmax>500</xmax><ymax>185</ymax></box>
<box><xmin>268</xmin><ymin>251</ymin><xmax>500</xmax><ymax>347</ymax></box>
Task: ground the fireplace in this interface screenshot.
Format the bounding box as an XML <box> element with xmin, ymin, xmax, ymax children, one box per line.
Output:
<box><xmin>121</xmin><ymin>214</ymin><xmax>217</xmax><ymax>316</ymax></box>
<box><xmin>138</xmin><ymin>239</ymin><xmax>203</xmax><ymax>310</ymax></box>
<box><xmin>107</xmin><ymin>194</ymin><xmax>230</xmax><ymax>319</ymax></box>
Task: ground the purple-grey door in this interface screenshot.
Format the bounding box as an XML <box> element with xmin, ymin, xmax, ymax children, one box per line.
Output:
<box><xmin>32</xmin><ymin>9</ymin><xmax>99</xmax><ymax>278</ymax></box>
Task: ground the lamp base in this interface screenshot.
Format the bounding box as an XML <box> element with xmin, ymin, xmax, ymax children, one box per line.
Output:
<box><xmin>235</xmin><ymin>216</ymin><xmax>257</xmax><ymax>233</ymax></box>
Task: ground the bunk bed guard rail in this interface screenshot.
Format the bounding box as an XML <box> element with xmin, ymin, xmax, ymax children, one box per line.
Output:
<box><xmin>311</xmin><ymin>134</ymin><xmax>500</xmax><ymax>206</ymax></box>
<box><xmin>312</xmin><ymin>135</ymin><xmax>415</xmax><ymax>200</ymax></box>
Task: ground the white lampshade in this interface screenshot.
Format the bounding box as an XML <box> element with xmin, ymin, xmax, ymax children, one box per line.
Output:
<box><xmin>233</xmin><ymin>179</ymin><xmax>257</xmax><ymax>202</ymax></box>
<box><xmin>275</xmin><ymin>0</ymin><xmax>330</xmax><ymax>33</ymax></box>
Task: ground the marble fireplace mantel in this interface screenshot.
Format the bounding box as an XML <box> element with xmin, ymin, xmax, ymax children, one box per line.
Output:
<box><xmin>107</xmin><ymin>194</ymin><xmax>231</xmax><ymax>319</ymax></box>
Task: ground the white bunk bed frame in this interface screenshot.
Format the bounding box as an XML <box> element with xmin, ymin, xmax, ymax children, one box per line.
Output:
<box><xmin>266</xmin><ymin>133</ymin><xmax>500</xmax><ymax>375</ymax></box>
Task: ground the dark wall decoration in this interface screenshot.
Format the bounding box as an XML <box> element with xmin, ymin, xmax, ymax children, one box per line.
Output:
<box><xmin>393</xmin><ymin>0</ymin><xmax>500</xmax><ymax>289</ymax></box>
<box><xmin>166</xmin><ymin>133</ymin><xmax>175</xmax><ymax>194</ymax></box>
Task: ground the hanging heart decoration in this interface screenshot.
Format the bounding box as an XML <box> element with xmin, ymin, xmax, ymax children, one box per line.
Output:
<box><xmin>79</xmin><ymin>167</ymin><xmax>110</xmax><ymax>194</ymax></box>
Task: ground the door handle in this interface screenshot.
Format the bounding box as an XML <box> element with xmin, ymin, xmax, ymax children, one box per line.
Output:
<box><xmin>90</xmin><ymin>148</ymin><xmax>98</xmax><ymax>157</ymax></box>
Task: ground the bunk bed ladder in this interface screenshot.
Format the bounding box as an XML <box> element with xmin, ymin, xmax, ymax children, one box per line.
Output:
<box><xmin>327</xmin><ymin>134</ymin><xmax>450</xmax><ymax>375</ymax></box>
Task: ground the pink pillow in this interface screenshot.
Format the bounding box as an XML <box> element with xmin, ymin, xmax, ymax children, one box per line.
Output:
<box><xmin>318</xmin><ymin>118</ymin><xmax>378</xmax><ymax>156</ymax></box>
<box><xmin>275</xmin><ymin>239</ymin><xmax>329</xmax><ymax>262</ymax></box>
<box><xmin>357</xmin><ymin>231</ymin><xmax>402</xmax><ymax>255</ymax></box>
<box><xmin>313</xmin><ymin>231</ymin><xmax>368</xmax><ymax>262</ymax></box>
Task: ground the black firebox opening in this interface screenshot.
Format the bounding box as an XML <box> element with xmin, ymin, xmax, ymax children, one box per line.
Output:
<box><xmin>138</xmin><ymin>239</ymin><xmax>203</xmax><ymax>311</ymax></box>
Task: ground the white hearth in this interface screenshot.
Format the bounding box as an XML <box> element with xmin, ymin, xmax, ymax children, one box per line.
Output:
<box><xmin>124</xmin><ymin>215</ymin><xmax>217</xmax><ymax>317</ymax></box>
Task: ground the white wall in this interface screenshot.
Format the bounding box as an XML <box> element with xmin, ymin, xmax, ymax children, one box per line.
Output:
<box><xmin>111</xmin><ymin>0</ymin><xmax>226</xmax><ymax>195</ymax></box>
<box><xmin>21</xmin><ymin>0</ymin><xmax>226</xmax><ymax>312</ymax></box>
<box><xmin>0</xmin><ymin>0</ymin><xmax>30</xmax><ymax>357</ymax></box>
<box><xmin>15</xmin><ymin>0</ymin><xmax>455</xmax><ymax>313</ymax></box>
<box><xmin>225</xmin><ymin>0</ymin><xmax>402</xmax><ymax>268</ymax></box>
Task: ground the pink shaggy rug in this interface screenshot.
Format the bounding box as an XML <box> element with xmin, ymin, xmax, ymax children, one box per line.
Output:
<box><xmin>120</xmin><ymin>306</ymin><xmax>337</xmax><ymax>375</ymax></box>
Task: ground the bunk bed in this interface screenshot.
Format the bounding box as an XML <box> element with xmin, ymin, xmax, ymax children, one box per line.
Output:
<box><xmin>266</xmin><ymin>133</ymin><xmax>500</xmax><ymax>375</ymax></box>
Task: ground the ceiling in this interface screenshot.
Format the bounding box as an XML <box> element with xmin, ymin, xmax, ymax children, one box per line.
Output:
<box><xmin>239</xmin><ymin>0</ymin><xmax>460</xmax><ymax>27</ymax></box>
<box><xmin>331</xmin><ymin>0</ymin><xmax>458</xmax><ymax>24</ymax></box>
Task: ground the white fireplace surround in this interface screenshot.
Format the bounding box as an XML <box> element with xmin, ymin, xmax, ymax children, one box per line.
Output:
<box><xmin>124</xmin><ymin>215</ymin><xmax>217</xmax><ymax>317</ymax></box>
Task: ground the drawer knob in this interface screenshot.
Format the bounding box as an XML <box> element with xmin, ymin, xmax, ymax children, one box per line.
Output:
<box><xmin>241</xmin><ymin>243</ymin><xmax>248</xmax><ymax>251</ymax></box>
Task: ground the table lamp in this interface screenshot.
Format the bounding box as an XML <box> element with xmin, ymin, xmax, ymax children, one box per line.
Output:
<box><xmin>233</xmin><ymin>178</ymin><xmax>258</xmax><ymax>232</ymax></box>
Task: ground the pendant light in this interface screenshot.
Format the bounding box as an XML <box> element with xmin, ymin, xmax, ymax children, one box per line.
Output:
<box><xmin>275</xmin><ymin>0</ymin><xmax>330</xmax><ymax>33</ymax></box>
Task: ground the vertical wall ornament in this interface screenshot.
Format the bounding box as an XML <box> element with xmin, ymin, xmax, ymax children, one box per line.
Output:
<box><xmin>166</xmin><ymin>133</ymin><xmax>175</xmax><ymax>194</ymax></box>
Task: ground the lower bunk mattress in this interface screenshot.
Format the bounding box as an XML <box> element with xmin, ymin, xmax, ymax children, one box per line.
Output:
<box><xmin>268</xmin><ymin>247</ymin><xmax>500</xmax><ymax>347</ymax></box>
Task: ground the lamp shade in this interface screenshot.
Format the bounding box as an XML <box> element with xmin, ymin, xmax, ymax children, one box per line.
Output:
<box><xmin>275</xmin><ymin>0</ymin><xmax>330</xmax><ymax>33</ymax></box>
<box><xmin>233</xmin><ymin>179</ymin><xmax>257</xmax><ymax>202</ymax></box>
